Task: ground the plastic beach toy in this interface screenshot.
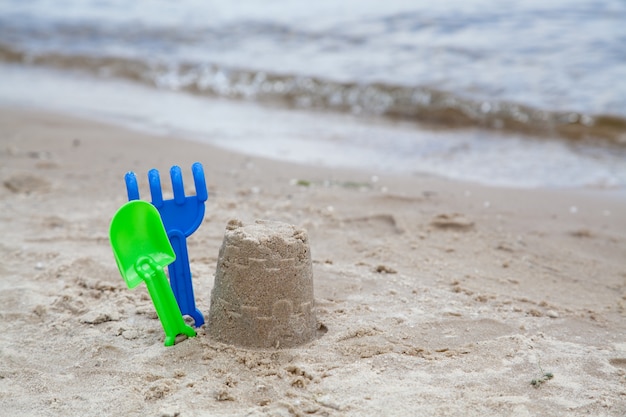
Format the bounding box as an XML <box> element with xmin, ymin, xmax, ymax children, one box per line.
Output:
<box><xmin>125</xmin><ymin>162</ymin><xmax>207</xmax><ymax>327</ymax></box>
<box><xmin>109</xmin><ymin>200</ymin><xmax>196</xmax><ymax>346</ymax></box>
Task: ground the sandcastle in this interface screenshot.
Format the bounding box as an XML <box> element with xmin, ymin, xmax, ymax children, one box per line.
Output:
<box><xmin>208</xmin><ymin>219</ymin><xmax>317</xmax><ymax>348</ymax></box>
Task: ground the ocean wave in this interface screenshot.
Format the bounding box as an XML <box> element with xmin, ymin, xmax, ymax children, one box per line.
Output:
<box><xmin>1</xmin><ymin>43</ymin><xmax>624</xmax><ymax>146</ymax></box>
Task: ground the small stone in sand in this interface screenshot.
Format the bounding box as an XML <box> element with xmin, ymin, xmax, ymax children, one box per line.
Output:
<box><xmin>375</xmin><ymin>264</ymin><xmax>397</xmax><ymax>274</ymax></box>
<box><xmin>547</xmin><ymin>310</ymin><xmax>559</xmax><ymax>318</ymax></box>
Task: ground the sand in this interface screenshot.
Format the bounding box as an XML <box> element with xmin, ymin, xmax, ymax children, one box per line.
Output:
<box><xmin>209</xmin><ymin>219</ymin><xmax>317</xmax><ymax>349</ymax></box>
<box><xmin>0</xmin><ymin>107</ymin><xmax>625</xmax><ymax>416</ymax></box>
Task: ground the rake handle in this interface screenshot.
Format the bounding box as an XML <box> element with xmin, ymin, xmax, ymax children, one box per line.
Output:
<box><xmin>167</xmin><ymin>230</ymin><xmax>205</xmax><ymax>327</ymax></box>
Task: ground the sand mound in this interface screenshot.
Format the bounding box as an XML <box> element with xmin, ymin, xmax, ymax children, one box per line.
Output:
<box><xmin>208</xmin><ymin>219</ymin><xmax>317</xmax><ymax>348</ymax></box>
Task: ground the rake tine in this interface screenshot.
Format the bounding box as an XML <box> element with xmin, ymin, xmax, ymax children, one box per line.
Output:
<box><xmin>170</xmin><ymin>165</ymin><xmax>186</xmax><ymax>205</ymax></box>
<box><xmin>148</xmin><ymin>169</ymin><xmax>164</xmax><ymax>208</ymax></box>
<box><xmin>192</xmin><ymin>162</ymin><xmax>208</xmax><ymax>203</ymax></box>
<box><xmin>124</xmin><ymin>171</ymin><xmax>140</xmax><ymax>201</ymax></box>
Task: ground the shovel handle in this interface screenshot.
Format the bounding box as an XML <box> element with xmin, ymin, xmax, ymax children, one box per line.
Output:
<box><xmin>134</xmin><ymin>256</ymin><xmax>196</xmax><ymax>346</ymax></box>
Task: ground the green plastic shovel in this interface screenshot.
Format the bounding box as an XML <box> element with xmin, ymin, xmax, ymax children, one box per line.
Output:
<box><xmin>109</xmin><ymin>200</ymin><xmax>196</xmax><ymax>346</ymax></box>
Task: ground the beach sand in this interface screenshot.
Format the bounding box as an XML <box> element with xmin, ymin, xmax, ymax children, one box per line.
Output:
<box><xmin>1</xmin><ymin>107</ymin><xmax>625</xmax><ymax>416</ymax></box>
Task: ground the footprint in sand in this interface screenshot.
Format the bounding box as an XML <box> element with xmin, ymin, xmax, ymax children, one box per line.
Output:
<box><xmin>3</xmin><ymin>173</ymin><xmax>50</xmax><ymax>194</ymax></box>
<box><xmin>430</xmin><ymin>213</ymin><xmax>474</xmax><ymax>231</ymax></box>
<box><xmin>608</xmin><ymin>358</ymin><xmax>626</xmax><ymax>369</ymax></box>
<box><xmin>344</xmin><ymin>214</ymin><xmax>404</xmax><ymax>235</ymax></box>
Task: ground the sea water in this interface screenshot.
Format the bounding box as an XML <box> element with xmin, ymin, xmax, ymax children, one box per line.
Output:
<box><xmin>1</xmin><ymin>0</ymin><xmax>625</xmax><ymax>188</ymax></box>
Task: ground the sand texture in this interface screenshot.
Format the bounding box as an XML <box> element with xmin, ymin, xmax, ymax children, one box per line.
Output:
<box><xmin>1</xmin><ymin>108</ymin><xmax>625</xmax><ymax>416</ymax></box>
<box><xmin>209</xmin><ymin>219</ymin><xmax>317</xmax><ymax>348</ymax></box>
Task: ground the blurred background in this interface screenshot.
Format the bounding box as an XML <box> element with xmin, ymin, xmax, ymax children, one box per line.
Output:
<box><xmin>1</xmin><ymin>0</ymin><xmax>625</xmax><ymax>188</ymax></box>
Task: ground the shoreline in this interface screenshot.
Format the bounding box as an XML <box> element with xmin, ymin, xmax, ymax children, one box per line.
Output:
<box><xmin>2</xmin><ymin>64</ymin><xmax>626</xmax><ymax>189</ymax></box>
<box><xmin>1</xmin><ymin>107</ymin><xmax>625</xmax><ymax>416</ymax></box>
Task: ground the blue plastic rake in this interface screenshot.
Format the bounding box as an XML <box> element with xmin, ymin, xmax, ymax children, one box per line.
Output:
<box><xmin>125</xmin><ymin>162</ymin><xmax>207</xmax><ymax>327</ymax></box>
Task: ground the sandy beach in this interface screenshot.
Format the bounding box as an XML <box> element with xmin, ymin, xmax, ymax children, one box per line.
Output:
<box><xmin>1</xmin><ymin>107</ymin><xmax>625</xmax><ymax>416</ymax></box>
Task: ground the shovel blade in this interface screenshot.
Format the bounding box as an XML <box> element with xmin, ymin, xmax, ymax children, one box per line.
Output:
<box><xmin>109</xmin><ymin>200</ymin><xmax>175</xmax><ymax>288</ymax></box>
